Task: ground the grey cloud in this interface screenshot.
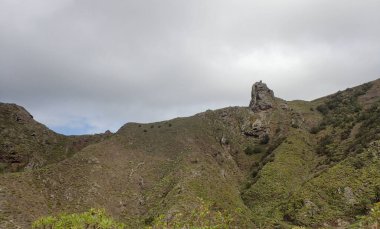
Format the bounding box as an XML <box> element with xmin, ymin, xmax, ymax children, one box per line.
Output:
<box><xmin>0</xmin><ymin>0</ymin><xmax>379</xmax><ymax>134</ymax></box>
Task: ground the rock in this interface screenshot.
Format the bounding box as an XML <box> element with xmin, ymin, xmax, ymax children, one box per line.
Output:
<box><xmin>241</xmin><ymin>119</ymin><xmax>267</xmax><ymax>137</ymax></box>
<box><xmin>343</xmin><ymin>187</ymin><xmax>357</xmax><ymax>204</ymax></box>
<box><xmin>220</xmin><ymin>136</ymin><xmax>229</xmax><ymax>145</ymax></box>
<box><xmin>249</xmin><ymin>81</ymin><xmax>275</xmax><ymax>111</ymax></box>
<box><xmin>280</xmin><ymin>103</ymin><xmax>289</xmax><ymax>110</ymax></box>
<box><xmin>304</xmin><ymin>199</ymin><xmax>319</xmax><ymax>217</ymax></box>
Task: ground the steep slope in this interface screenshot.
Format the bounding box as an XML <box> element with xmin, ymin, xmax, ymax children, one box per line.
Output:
<box><xmin>241</xmin><ymin>79</ymin><xmax>380</xmax><ymax>227</ymax></box>
<box><xmin>0</xmin><ymin>79</ymin><xmax>379</xmax><ymax>228</ymax></box>
<box><xmin>0</xmin><ymin>114</ymin><xmax>251</xmax><ymax>228</ymax></box>
<box><xmin>0</xmin><ymin>103</ymin><xmax>112</xmax><ymax>173</ymax></box>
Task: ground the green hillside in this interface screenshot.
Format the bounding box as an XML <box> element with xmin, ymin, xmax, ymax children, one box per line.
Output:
<box><xmin>0</xmin><ymin>79</ymin><xmax>379</xmax><ymax>228</ymax></box>
<box><xmin>0</xmin><ymin>103</ymin><xmax>112</xmax><ymax>173</ymax></box>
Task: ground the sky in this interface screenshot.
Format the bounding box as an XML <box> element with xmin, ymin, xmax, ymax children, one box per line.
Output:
<box><xmin>1</xmin><ymin>0</ymin><xmax>380</xmax><ymax>135</ymax></box>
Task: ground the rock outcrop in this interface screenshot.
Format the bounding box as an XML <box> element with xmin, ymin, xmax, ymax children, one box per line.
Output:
<box><xmin>241</xmin><ymin>119</ymin><xmax>267</xmax><ymax>137</ymax></box>
<box><xmin>249</xmin><ymin>81</ymin><xmax>275</xmax><ymax>111</ymax></box>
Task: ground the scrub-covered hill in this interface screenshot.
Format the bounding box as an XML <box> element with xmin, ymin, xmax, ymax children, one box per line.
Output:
<box><xmin>0</xmin><ymin>103</ymin><xmax>112</xmax><ymax>173</ymax></box>
<box><xmin>0</xmin><ymin>79</ymin><xmax>379</xmax><ymax>228</ymax></box>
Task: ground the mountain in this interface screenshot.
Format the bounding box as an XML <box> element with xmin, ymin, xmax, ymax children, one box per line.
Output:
<box><xmin>0</xmin><ymin>103</ymin><xmax>112</xmax><ymax>173</ymax></box>
<box><xmin>0</xmin><ymin>79</ymin><xmax>379</xmax><ymax>228</ymax></box>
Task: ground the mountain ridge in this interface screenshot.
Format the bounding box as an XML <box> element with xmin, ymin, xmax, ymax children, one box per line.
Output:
<box><xmin>0</xmin><ymin>78</ymin><xmax>380</xmax><ymax>228</ymax></box>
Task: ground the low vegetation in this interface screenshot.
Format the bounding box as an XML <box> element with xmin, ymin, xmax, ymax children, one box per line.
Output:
<box><xmin>32</xmin><ymin>209</ymin><xmax>125</xmax><ymax>229</ymax></box>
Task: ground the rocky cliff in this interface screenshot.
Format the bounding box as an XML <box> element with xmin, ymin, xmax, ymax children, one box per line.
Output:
<box><xmin>249</xmin><ymin>80</ymin><xmax>276</xmax><ymax>111</ymax></box>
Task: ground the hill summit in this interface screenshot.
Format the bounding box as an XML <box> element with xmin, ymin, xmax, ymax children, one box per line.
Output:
<box><xmin>249</xmin><ymin>80</ymin><xmax>275</xmax><ymax>111</ymax></box>
<box><xmin>0</xmin><ymin>79</ymin><xmax>380</xmax><ymax>228</ymax></box>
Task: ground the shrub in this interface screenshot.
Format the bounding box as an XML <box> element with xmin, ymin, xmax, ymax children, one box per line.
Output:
<box><xmin>352</xmin><ymin>158</ymin><xmax>365</xmax><ymax>169</ymax></box>
<box><xmin>244</xmin><ymin>146</ymin><xmax>263</xmax><ymax>155</ymax></box>
<box><xmin>340</xmin><ymin>129</ymin><xmax>351</xmax><ymax>140</ymax></box>
<box><xmin>148</xmin><ymin>198</ymin><xmax>235</xmax><ymax>228</ymax></box>
<box><xmin>353</xmin><ymin>202</ymin><xmax>380</xmax><ymax>228</ymax></box>
<box><xmin>310</xmin><ymin>126</ymin><xmax>320</xmax><ymax>134</ymax></box>
<box><xmin>316</xmin><ymin>104</ymin><xmax>329</xmax><ymax>115</ymax></box>
<box><xmin>316</xmin><ymin>135</ymin><xmax>333</xmax><ymax>155</ymax></box>
<box><xmin>260</xmin><ymin>134</ymin><xmax>270</xmax><ymax>145</ymax></box>
<box><xmin>251</xmin><ymin>168</ymin><xmax>259</xmax><ymax>178</ymax></box>
<box><xmin>32</xmin><ymin>208</ymin><xmax>125</xmax><ymax>229</ymax></box>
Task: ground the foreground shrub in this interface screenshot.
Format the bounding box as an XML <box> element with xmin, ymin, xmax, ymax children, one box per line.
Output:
<box><xmin>148</xmin><ymin>198</ymin><xmax>236</xmax><ymax>229</ymax></box>
<box><xmin>352</xmin><ymin>202</ymin><xmax>380</xmax><ymax>228</ymax></box>
<box><xmin>32</xmin><ymin>208</ymin><xmax>125</xmax><ymax>229</ymax></box>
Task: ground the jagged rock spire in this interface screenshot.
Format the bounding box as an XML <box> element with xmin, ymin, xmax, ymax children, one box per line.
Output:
<box><xmin>249</xmin><ymin>81</ymin><xmax>275</xmax><ymax>111</ymax></box>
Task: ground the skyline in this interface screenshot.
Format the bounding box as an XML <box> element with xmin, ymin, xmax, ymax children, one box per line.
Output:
<box><xmin>1</xmin><ymin>0</ymin><xmax>380</xmax><ymax>134</ymax></box>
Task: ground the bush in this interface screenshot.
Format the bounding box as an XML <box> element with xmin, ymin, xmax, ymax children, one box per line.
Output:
<box><xmin>316</xmin><ymin>135</ymin><xmax>334</xmax><ymax>155</ymax></box>
<box><xmin>244</xmin><ymin>146</ymin><xmax>263</xmax><ymax>155</ymax></box>
<box><xmin>316</xmin><ymin>104</ymin><xmax>329</xmax><ymax>115</ymax></box>
<box><xmin>251</xmin><ymin>168</ymin><xmax>259</xmax><ymax>178</ymax></box>
<box><xmin>310</xmin><ymin>126</ymin><xmax>320</xmax><ymax>134</ymax></box>
<box><xmin>32</xmin><ymin>208</ymin><xmax>125</xmax><ymax>229</ymax></box>
<box><xmin>260</xmin><ymin>134</ymin><xmax>270</xmax><ymax>145</ymax></box>
<box><xmin>352</xmin><ymin>158</ymin><xmax>365</xmax><ymax>169</ymax></box>
<box><xmin>148</xmin><ymin>198</ymin><xmax>236</xmax><ymax>228</ymax></box>
<box><xmin>353</xmin><ymin>202</ymin><xmax>380</xmax><ymax>228</ymax></box>
<box><xmin>340</xmin><ymin>129</ymin><xmax>351</xmax><ymax>140</ymax></box>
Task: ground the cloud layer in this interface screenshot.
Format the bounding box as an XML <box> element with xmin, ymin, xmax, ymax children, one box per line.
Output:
<box><xmin>1</xmin><ymin>0</ymin><xmax>380</xmax><ymax>134</ymax></box>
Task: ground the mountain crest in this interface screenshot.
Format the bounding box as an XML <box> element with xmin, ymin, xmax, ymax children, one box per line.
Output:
<box><xmin>249</xmin><ymin>80</ymin><xmax>275</xmax><ymax>111</ymax></box>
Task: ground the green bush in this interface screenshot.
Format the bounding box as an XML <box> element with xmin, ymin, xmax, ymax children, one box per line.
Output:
<box><xmin>316</xmin><ymin>104</ymin><xmax>329</xmax><ymax>115</ymax></box>
<box><xmin>147</xmin><ymin>198</ymin><xmax>236</xmax><ymax>229</ymax></box>
<box><xmin>316</xmin><ymin>135</ymin><xmax>334</xmax><ymax>155</ymax></box>
<box><xmin>32</xmin><ymin>208</ymin><xmax>125</xmax><ymax>229</ymax></box>
<box><xmin>353</xmin><ymin>202</ymin><xmax>380</xmax><ymax>228</ymax></box>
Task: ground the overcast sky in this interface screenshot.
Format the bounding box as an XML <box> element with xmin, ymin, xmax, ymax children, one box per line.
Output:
<box><xmin>1</xmin><ymin>0</ymin><xmax>380</xmax><ymax>135</ymax></box>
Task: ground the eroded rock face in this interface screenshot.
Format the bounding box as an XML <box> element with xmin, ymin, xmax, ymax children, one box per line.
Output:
<box><xmin>249</xmin><ymin>81</ymin><xmax>275</xmax><ymax>111</ymax></box>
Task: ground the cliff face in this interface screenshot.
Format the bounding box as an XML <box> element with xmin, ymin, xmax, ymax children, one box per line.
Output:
<box><xmin>249</xmin><ymin>81</ymin><xmax>275</xmax><ymax>111</ymax></box>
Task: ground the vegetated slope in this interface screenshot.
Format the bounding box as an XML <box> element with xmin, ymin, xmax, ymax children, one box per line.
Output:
<box><xmin>0</xmin><ymin>103</ymin><xmax>112</xmax><ymax>173</ymax></box>
<box><xmin>0</xmin><ymin>79</ymin><xmax>379</xmax><ymax>228</ymax></box>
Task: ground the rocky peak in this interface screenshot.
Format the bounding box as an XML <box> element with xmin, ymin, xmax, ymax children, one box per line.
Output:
<box><xmin>249</xmin><ymin>81</ymin><xmax>275</xmax><ymax>111</ymax></box>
